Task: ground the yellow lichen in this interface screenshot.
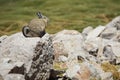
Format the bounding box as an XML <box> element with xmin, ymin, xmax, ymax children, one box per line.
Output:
<box><xmin>53</xmin><ymin>61</ymin><xmax>67</xmax><ymax>70</ymax></box>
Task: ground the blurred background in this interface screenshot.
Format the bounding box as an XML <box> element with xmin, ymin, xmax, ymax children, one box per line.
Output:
<box><xmin>0</xmin><ymin>0</ymin><xmax>120</xmax><ymax>36</ymax></box>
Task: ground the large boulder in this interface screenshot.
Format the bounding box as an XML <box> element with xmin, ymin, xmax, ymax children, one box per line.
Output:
<box><xmin>0</xmin><ymin>33</ymin><xmax>54</xmax><ymax>80</ymax></box>
<box><xmin>25</xmin><ymin>34</ymin><xmax>54</xmax><ymax>80</ymax></box>
<box><xmin>0</xmin><ymin>32</ymin><xmax>40</xmax><ymax>79</ymax></box>
<box><xmin>52</xmin><ymin>30</ymin><xmax>87</xmax><ymax>61</ymax></box>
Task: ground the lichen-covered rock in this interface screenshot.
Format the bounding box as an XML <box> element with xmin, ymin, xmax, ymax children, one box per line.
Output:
<box><xmin>0</xmin><ymin>33</ymin><xmax>54</xmax><ymax>80</ymax></box>
<box><xmin>25</xmin><ymin>35</ymin><xmax>54</xmax><ymax>80</ymax></box>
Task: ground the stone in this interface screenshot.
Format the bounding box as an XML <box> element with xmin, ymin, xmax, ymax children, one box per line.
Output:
<box><xmin>82</xmin><ymin>62</ymin><xmax>103</xmax><ymax>79</ymax></box>
<box><xmin>0</xmin><ymin>35</ymin><xmax>8</xmax><ymax>43</ymax></box>
<box><xmin>4</xmin><ymin>74</ymin><xmax>25</xmax><ymax>80</ymax></box>
<box><xmin>100</xmin><ymin>72</ymin><xmax>113</xmax><ymax>80</ymax></box>
<box><xmin>0</xmin><ymin>59</ymin><xmax>25</xmax><ymax>77</ymax></box>
<box><xmin>102</xmin><ymin>45</ymin><xmax>116</xmax><ymax>64</ymax></box>
<box><xmin>111</xmin><ymin>31</ymin><xmax>120</xmax><ymax>42</ymax></box>
<box><xmin>58</xmin><ymin>56</ymin><xmax>68</xmax><ymax>62</ymax></box>
<box><xmin>9</xmin><ymin>64</ymin><xmax>26</xmax><ymax>75</ymax></box>
<box><xmin>0</xmin><ymin>33</ymin><xmax>54</xmax><ymax>80</ymax></box>
<box><xmin>74</xmin><ymin>64</ymin><xmax>91</xmax><ymax>80</ymax></box>
<box><xmin>66</xmin><ymin>64</ymin><xmax>80</xmax><ymax>78</ymax></box>
<box><xmin>86</xmin><ymin>25</ymin><xmax>105</xmax><ymax>40</ymax></box>
<box><xmin>82</xmin><ymin>26</ymin><xmax>93</xmax><ymax>39</ymax></box>
<box><xmin>102</xmin><ymin>39</ymin><xmax>120</xmax><ymax>57</ymax></box>
<box><xmin>53</xmin><ymin>30</ymin><xmax>86</xmax><ymax>61</ymax></box>
<box><xmin>102</xmin><ymin>39</ymin><xmax>120</xmax><ymax>64</ymax></box>
<box><xmin>0</xmin><ymin>32</ymin><xmax>40</xmax><ymax>77</ymax></box>
<box><xmin>100</xmin><ymin>27</ymin><xmax>117</xmax><ymax>39</ymax></box>
<box><xmin>25</xmin><ymin>34</ymin><xmax>54</xmax><ymax>80</ymax></box>
<box><xmin>0</xmin><ymin>74</ymin><xmax>4</xmax><ymax>80</ymax></box>
<box><xmin>106</xmin><ymin>16</ymin><xmax>120</xmax><ymax>30</ymax></box>
<box><xmin>83</xmin><ymin>37</ymin><xmax>103</xmax><ymax>57</ymax></box>
<box><xmin>0</xmin><ymin>32</ymin><xmax>40</xmax><ymax>62</ymax></box>
<box><xmin>65</xmin><ymin>62</ymin><xmax>105</xmax><ymax>80</ymax></box>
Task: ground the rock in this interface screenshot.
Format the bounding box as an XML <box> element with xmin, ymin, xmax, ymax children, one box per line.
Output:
<box><xmin>0</xmin><ymin>74</ymin><xmax>4</xmax><ymax>80</ymax></box>
<box><xmin>0</xmin><ymin>32</ymin><xmax>40</xmax><ymax>62</ymax></box>
<box><xmin>83</xmin><ymin>37</ymin><xmax>103</xmax><ymax>57</ymax></box>
<box><xmin>74</xmin><ymin>64</ymin><xmax>91</xmax><ymax>80</ymax></box>
<box><xmin>0</xmin><ymin>32</ymin><xmax>40</xmax><ymax>77</ymax></box>
<box><xmin>0</xmin><ymin>59</ymin><xmax>25</xmax><ymax>77</ymax></box>
<box><xmin>82</xmin><ymin>62</ymin><xmax>103</xmax><ymax>79</ymax></box>
<box><xmin>111</xmin><ymin>31</ymin><xmax>120</xmax><ymax>42</ymax></box>
<box><xmin>25</xmin><ymin>34</ymin><xmax>54</xmax><ymax>80</ymax></box>
<box><xmin>66</xmin><ymin>64</ymin><xmax>80</xmax><ymax>78</ymax></box>
<box><xmin>110</xmin><ymin>42</ymin><xmax>120</xmax><ymax>57</ymax></box>
<box><xmin>99</xmin><ymin>39</ymin><xmax>120</xmax><ymax>64</ymax></box>
<box><xmin>9</xmin><ymin>64</ymin><xmax>26</xmax><ymax>75</ymax></box>
<box><xmin>49</xmin><ymin>69</ymin><xmax>65</xmax><ymax>80</ymax></box>
<box><xmin>100</xmin><ymin>72</ymin><xmax>113</xmax><ymax>80</ymax></box>
<box><xmin>100</xmin><ymin>16</ymin><xmax>120</xmax><ymax>41</ymax></box>
<box><xmin>0</xmin><ymin>33</ymin><xmax>54</xmax><ymax>80</ymax></box>
<box><xmin>86</xmin><ymin>25</ymin><xmax>105</xmax><ymax>40</ymax></box>
<box><xmin>4</xmin><ymin>74</ymin><xmax>25</xmax><ymax>80</ymax></box>
<box><xmin>53</xmin><ymin>30</ymin><xmax>86</xmax><ymax>61</ymax></box>
<box><xmin>58</xmin><ymin>56</ymin><xmax>68</xmax><ymax>62</ymax></box>
<box><xmin>102</xmin><ymin>45</ymin><xmax>116</xmax><ymax>64</ymax></box>
<box><xmin>100</xmin><ymin>27</ymin><xmax>117</xmax><ymax>39</ymax></box>
<box><xmin>110</xmin><ymin>42</ymin><xmax>120</xmax><ymax>64</ymax></box>
<box><xmin>82</xmin><ymin>26</ymin><xmax>93</xmax><ymax>39</ymax></box>
<box><xmin>65</xmin><ymin>62</ymin><xmax>104</xmax><ymax>80</ymax></box>
<box><xmin>106</xmin><ymin>16</ymin><xmax>120</xmax><ymax>30</ymax></box>
<box><xmin>103</xmin><ymin>40</ymin><xmax>120</xmax><ymax>61</ymax></box>
<box><xmin>0</xmin><ymin>35</ymin><xmax>8</xmax><ymax>44</ymax></box>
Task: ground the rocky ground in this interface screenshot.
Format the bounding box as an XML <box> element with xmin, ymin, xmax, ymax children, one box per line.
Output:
<box><xmin>0</xmin><ymin>16</ymin><xmax>120</xmax><ymax>80</ymax></box>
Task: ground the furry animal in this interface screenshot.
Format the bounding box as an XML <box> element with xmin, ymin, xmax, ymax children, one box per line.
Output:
<box><xmin>22</xmin><ymin>12</ymin><xmax>49</xmax><ymax>37</ymax></box>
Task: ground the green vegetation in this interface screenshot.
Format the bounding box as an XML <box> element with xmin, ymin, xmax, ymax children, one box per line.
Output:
<box><xmin>0</xmin><ymin>0</ymin><xmax>120</xmax><ymax>36</ymax></box>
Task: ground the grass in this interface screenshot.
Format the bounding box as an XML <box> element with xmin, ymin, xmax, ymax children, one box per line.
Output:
<box><xmin>101</xmin><ymin>62</ymin><xmax>120</xmax><ymax>80</ymax></box>
<box><xmin>0</xmin><ymin>0</ymin><xmax>120</xmax><ymax>36</ymax></box>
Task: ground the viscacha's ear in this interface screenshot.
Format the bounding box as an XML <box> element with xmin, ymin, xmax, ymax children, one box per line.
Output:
<box><xmin>22</xmin><ymin>26</ymin><xmax>31</xmax><ymax>37</ymax></box>
<box><xmin>37</xmin><ymin>12</ymin><xmax>42</xmax><ymax>18</ymax></box>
